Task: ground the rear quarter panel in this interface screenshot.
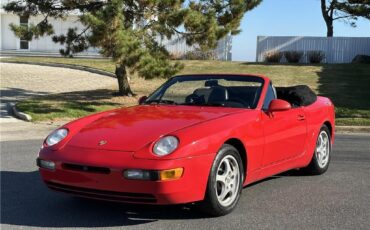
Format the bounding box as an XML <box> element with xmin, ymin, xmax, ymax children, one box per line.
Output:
<box><xmin>302</xmin><ymin>96</ymin><xmax>335</xmax><ymax>166</ymax></box>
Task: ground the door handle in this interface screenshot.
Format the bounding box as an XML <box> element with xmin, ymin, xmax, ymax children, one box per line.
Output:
<box><xmin>297</xmin><ymin>114</ymin><xmax>306</xmax><ymax>121</ymax></box>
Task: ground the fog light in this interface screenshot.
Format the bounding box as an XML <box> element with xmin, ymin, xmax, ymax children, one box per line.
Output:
<box><xmin>123</xmin><ymin>169</ymin><xmax>158</xmax><ymax>181</ymax></box>
<box><xmin>123</xmin><ymin>168</ymin><xmax>184</xmax><ymax>181</ymax></box>
<box><xmin>159</xmin><ymin>168</ymin><xmax>183</xmax><ymax>181</ymax></box>
<box><xmin>37</xmin><ymin>158</ymin><xmax>55</xmax><ymax>170</ymax></box>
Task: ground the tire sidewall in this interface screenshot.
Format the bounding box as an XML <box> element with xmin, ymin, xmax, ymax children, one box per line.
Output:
<box><xmin>312</xmin><ymin>125</ymin><xmax>331</xmax><ymax>173</ymax></box>
<box><xmin>205</xmin><ymin>144</ymin><xmax>244</xmax><ymax>215</ymax></box>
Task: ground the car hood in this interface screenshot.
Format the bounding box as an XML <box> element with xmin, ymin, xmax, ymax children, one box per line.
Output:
<box><xmin>66</xmin><ymin>105</ymin><xmax>242</xmax><ymax>151</ymax></box>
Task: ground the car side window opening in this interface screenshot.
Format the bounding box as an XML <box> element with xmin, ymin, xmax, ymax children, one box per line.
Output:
<box><xmin>263</xmin><ymin>83</ymin><xmax>277</xmax><ymax>110</ymax></box>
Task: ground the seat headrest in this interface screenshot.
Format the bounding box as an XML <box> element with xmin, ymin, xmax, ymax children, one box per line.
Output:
<box><xmin>208</xmin><ymin>86</ymin><xmax>228</xmax><ymax>103</ymax></box>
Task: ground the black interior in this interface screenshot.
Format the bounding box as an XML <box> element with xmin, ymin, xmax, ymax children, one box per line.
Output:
<box><xmin>276</xmin><ymin>85</ymin><xmax>317</xmax><ymax>107</ymax></box>
<box><xmin>187</xmin><ymin>86</ymin><xmax>260</xmax><ymax>108</ymax></box>
<box><xmin>186</xmin><ymin>84</ymin><xmax>316</xmax><ymax>109</ymax></box>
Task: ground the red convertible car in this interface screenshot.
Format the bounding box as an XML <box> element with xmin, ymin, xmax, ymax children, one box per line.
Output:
<box><xmin>37</xmin><ymin>74</ymin><xmax>335</xmax><ymax>216</ymax></box>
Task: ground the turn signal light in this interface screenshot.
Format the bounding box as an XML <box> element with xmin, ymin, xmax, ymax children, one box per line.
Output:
<box><xmin>159</xmin><ymin>168</ymin><xmax>183</xmax><ymax>181</ymax></box>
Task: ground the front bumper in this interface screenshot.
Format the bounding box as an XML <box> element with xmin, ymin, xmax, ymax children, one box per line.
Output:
<box><xmin>38</xmin><ymin>146</ymin><xmax>214</xmax><ymax>204</ymax></box>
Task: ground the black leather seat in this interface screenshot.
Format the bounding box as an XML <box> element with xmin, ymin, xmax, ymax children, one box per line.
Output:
<box><xmin>193</xmin><ymin>88</ymin><xmax>212</xmax><ymax>102</ymax></box>
<box><xmin>208</xmin><ymin>86</ymin><xmax>228</xmax><ymax>104</ymax></box>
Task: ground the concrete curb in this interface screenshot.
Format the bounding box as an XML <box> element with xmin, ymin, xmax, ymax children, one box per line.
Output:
<box><xmin>1</xmin><ymin>60</ymin><xmax>116</xmax><ymax>78</ymax></box>
<box><xmin>8</xmin><ymin>102</ymin><xmax>32</xmax><ymax>122</ymax></box>
<box><xmin>336</xmin><ymin>126</ymin><xmax>370</xmax><ymax>134</ymax></box>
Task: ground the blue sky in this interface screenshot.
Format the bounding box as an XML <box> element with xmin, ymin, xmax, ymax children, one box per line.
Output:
<box><xmin>233</xmin><ymin>0</ymin><xmax>370</xmax><ymax>61</ymax></box>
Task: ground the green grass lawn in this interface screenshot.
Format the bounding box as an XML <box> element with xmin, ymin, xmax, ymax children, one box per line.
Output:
<box><xmin>3</xmin><ymin>57</ymin><xmax>370</xmax><ymax>125</ymax></box>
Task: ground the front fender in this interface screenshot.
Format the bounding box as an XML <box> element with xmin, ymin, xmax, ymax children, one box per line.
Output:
<box><xmin>133</xmin><ymin>110</ymin><xmax>265</xmax><ymax>174</ymax></box>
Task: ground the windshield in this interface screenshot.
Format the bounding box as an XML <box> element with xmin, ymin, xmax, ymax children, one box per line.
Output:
<box><xmin>144</xmin><ymin>75</ymin><xmax>264</xmax><ymax>109</ymax></box>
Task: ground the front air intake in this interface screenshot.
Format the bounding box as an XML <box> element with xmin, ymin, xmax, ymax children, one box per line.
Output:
<box><xmin>62</xmin><ymin>163</ymin><xmax>111</xmax><ymax>174</ymax></box>
<box><xmin>45</xmin><ymin>181</ymin><xmax>157</xmax><ymax>203</ymax></box>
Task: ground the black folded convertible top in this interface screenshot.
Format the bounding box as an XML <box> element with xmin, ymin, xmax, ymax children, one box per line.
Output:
<box><xmin>276</xmin><ymin>85</ymin><xmax>317</xmax><ymax>107</ymax></box>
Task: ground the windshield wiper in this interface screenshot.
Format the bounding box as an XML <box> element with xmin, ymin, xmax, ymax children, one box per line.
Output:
<box><xmin>207</xmin><ymin>102</ymin><xmax>225</xmax><ymax>107</ymax></box>
<box><xmin>180</xmin><ymin>102</ymin><xmax>225</xmax><ymax>107</ymax></box>
<box><xmin>145</xmin><ymin>99</ymin><xmax>178</xmax><ymax>105</ymax></box>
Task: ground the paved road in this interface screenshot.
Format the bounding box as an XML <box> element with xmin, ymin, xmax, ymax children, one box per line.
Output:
<box><xmin>1</xmin><ymin>134</ymin><xmax>369</xmax><ymax>230</ymax></box>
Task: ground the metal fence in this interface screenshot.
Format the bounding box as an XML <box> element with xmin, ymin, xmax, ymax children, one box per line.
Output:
<box><xmin>256</xmin><ymin>36</ymin><xmax>370</xmax><ymax>63</ymax></box>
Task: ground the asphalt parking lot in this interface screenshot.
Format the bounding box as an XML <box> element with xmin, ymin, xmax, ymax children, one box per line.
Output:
<box><xmin>1</xmin><ymin>133</ymin><xmax>369</xmax><ymax>230</ymax></box>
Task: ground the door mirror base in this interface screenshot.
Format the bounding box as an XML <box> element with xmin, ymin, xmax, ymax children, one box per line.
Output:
<box><xmin>138</xmin><ymin>96</ymin><xmax>148</xmax><ymax>105</ymax></box>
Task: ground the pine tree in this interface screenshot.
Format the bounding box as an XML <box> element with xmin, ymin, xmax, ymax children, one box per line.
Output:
<box><xmin>4</xmin><ymin>0</ymin><xmax>262</xmax><ymax>96</ymax></box>
<box><xmin>321</xmin><ymin>0</ymin><xmax>370</xmax><ymax>37</ymax></box>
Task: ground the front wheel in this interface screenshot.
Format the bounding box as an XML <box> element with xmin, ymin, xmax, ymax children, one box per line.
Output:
<box><xmin>303</xmin><ymin>125</ymin><xmax>331</xmax><ymax>175</ymax></box>
<box><xmin>198</xmin><ymin>144</ymin><xmax>244</xmax><ymax>216</ymax></box>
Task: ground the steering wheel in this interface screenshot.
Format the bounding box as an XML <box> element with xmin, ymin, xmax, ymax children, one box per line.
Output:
<box><xmin>185</xmin><ymin>94</ymin><xmax>204</xmax><ymax>104</ymax></box>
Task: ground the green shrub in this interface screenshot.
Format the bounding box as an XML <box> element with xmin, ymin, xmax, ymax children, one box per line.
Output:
<box><xmin>352</xmin><ymin>55</ymin><xmax>370</xmax><ymax>64</ymax></box>
<box><xmin>283</xmin><ymin>51</ymin><xmax>304</xmax><ymax>63</ymax></box>
<box><xmin>263</xmin><ymin>51</ymin><xmax>283</xmax><ymax>63</ymax></box>
<box><xmin>307</xmin><ymin>51</ymin><xmax>325</xmax><ymax>64</ymax></box>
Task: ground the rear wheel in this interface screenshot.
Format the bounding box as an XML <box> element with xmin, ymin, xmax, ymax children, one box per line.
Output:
<box><xmin>303</xmin><ymin>125</ymin><xmax>331</xmax><ymax>175</ymax></box>
<box><xmin>198</xmin><ymin>144</ymin><xmax>244</xmax><ymax>216</ymax></box>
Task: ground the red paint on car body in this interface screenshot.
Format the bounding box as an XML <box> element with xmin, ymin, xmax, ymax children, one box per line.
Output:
<box><xmin>38</xmin><ymin>74</ymin><xmax>335</xmax><ymax>205</ymax></box>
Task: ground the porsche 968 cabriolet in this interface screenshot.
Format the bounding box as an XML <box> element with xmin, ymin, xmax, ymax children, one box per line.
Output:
<box><xmin>37</xmin><ymin>74</ymin><xmax>335</xmax><ymax>216</ymax></box>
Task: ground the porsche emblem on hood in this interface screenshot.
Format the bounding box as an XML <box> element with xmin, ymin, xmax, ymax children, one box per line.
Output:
<box><xmin>98</xmin><ymin>140</ymin><xmax>107</xmax><ymax>146</ymax></box>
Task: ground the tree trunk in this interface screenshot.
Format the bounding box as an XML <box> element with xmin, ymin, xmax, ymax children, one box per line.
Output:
<box><xmin>326</xmin><ymin>22</ymin><xmax>334</xmax><ymax>37</ymax></box>
<box><xmin>321</xmin><ymin>0</ymin><xmax>334</xmax><ymax>37</ymax></box>
<box><xmin>115</xmin><ymin>64</ymin><xmax>133</xmax><ymax>96</ymax></box>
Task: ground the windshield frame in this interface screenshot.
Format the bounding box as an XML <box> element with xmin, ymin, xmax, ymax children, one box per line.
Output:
<box><xmin>144</xmin><ymin>74</ymin><xmax>265</xmax><ymax>109</ymax></box>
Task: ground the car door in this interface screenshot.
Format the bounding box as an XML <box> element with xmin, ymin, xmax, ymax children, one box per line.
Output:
<box><xmin>261</xmin><ymin>83</ymin><xmax>307</xmax><ymax>167</ymax></box>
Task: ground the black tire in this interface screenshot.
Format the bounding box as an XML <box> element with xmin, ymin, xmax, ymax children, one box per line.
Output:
<box><xmin>198</xmin><ymin>144</ymin><xmax>244</xmax><ymax>216</ymax></box>
<box><xmin>302</xmin><ymin>125</ymin><xmax>331</xmax><ymax>175</ymax></box>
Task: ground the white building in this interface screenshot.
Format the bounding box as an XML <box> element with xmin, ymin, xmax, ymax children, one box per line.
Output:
<box><xmin>1</xmin><ymin>0</ymin><xmax>232</xmax><ymax>60</ymax></box>
<box><xmin>0</xmin><ymin>0</ymin><xmax>98</xmax><ymax>56</ymax></box>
